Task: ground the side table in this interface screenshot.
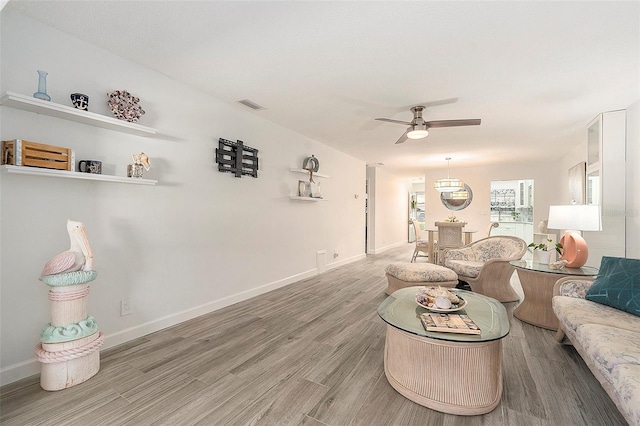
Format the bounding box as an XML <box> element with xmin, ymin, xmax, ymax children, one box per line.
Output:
<box><xmin>511</xmin><ymin>260</ymin><xmax>598</xmax><ymax>330</ymax></box>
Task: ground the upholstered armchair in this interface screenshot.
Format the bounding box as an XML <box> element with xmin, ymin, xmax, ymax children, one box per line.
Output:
<box><xmin>442</xmin><ymin>236</ymin><xmax>527</xmax><ymax>302</ymax></box>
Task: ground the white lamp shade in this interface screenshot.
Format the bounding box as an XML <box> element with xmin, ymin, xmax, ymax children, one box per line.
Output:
<box><xmin>547</xmin><ymin>205</ymin><xmax>602</xmax><ymax>231</ymax></box>
<box><xmin>434</xmin><ymin>178</ymin><xmax>464</xmax><ymax>192</ymax></box>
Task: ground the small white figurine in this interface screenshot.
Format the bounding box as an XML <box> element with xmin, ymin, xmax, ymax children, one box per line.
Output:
<box><xmin>40</xmin><ymin>220</ymin><xmax>93</xmax><ymax>279</ymax></box>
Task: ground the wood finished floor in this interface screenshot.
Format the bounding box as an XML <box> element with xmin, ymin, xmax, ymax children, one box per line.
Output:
<box><xmin>0</xmin><ymin>245</ymin><xmax>628</xmax><ymax>426</ymax></box>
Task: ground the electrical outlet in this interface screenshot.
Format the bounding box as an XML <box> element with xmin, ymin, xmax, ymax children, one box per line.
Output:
<box><xmin>120</xmin><ymin>299</ymin><xmax>132</xmax><ymax>316</ymax></box>
<box><xmin>334</xmin><ymin>251</ymin><xmax>339</xmax><ymax>258</ymax></box>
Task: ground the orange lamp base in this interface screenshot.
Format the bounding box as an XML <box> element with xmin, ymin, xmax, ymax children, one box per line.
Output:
<box><xmin>559</xmin><ymin>231</ymin><xmax>588</xmax><ymax>268</ymax></box>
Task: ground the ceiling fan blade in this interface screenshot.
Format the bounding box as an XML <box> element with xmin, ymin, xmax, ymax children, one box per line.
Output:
<box><xmin>392</xmin><ymin>98</ymin><xmax>459</xmax><ymax>113</ymax></box>
<box><xmin>395</xmin><ymin>130</ymin><xmax>409</xmax><ymax>144</ymax></box>
<box><xmin>375</xmin><ymin>118</ymin><xmax>412</xmax><ymax>125</ymax></box>
<box><xmin>426</xmin><ymin>119</ymin><xmax>481</xmax><ymax>128</ymax></box>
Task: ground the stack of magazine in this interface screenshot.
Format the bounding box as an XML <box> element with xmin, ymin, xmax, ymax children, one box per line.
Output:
<box><xmin>420</xmin><ymin>312</ymin><xmax>481</xmax><ymax>335</ymax></box>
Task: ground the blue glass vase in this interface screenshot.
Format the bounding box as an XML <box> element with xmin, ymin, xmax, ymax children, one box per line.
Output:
<box><xmin>33</xmin><ymin>70</ymin><xmax>51</xmax><ymax>101</ymax></box>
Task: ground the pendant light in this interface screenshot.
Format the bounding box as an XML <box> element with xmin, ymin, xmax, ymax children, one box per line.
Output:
<box><xmin>434</xmin><ymin>157</ymin><xmax>464</xmax><ymax>193</ymax></box>
<box><xmin>449</xmin><ymin>189</ymin><xmax>469</xmax><ymax>199</ymax></box>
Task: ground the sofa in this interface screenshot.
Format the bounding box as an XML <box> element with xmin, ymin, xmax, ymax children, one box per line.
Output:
<box><xmin>442</xmin><ymin>236</ymin><xmax>527</xmax><ymax>302</ymax></box>
<box><xmin>552</xmin><ymin>256</ymin><xmax>640</xmax><ymax>426</ymax></box>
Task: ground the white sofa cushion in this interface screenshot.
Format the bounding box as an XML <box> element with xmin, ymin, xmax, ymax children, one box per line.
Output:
<box><xmin>385</xmin><ymin>262</ymin><xmax>457</xmax><ymax>283</ymax></box>
<box><xmin>575</xmin><ymin>324</ymin><xmax>640</xmax><ymax>383</ymax></box>
<box><xmin>442</xmin><ymin>260</ymin><xmax>483</xmax><ymax>278</ymax></box>
<box><xmin>552</xmin><ymin>296</ymin><xmax>640</xmax><ymax>338</ymax></box>
<box><xmin>611</xmin><ymin>363</ymin><xmax>640</xmax><ymax>426</ymax></box>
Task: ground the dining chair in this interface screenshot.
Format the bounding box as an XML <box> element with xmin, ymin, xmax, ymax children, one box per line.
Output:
<box><xmin>411</xmin><ymin>220</ymin><xmax>429</xmax><ymax>262</ymax></box>
<box><xmin>434</xmin><ymin>222</ymin><xmax>465</xmax><ymax>264</ymax></box>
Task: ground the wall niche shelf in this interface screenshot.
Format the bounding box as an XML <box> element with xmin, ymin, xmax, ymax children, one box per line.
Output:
<box><xmin>1</xmin><ymin>165</ymin><xmax>157</xmax><ymax>185</ymax></box>
<box><xmin>0</xmin><ymin>92</ymin><xmax>157</xmax><ymax>137</ymax></box>
<box><xmin>289</xmin><ymin>168</ymin><xmax>330</xmax><ymax>179</ymax></box>
<box><xmin>289</xmin><ymin>167</ymin><xmax>329</xmax><ymax>201</ymax></box>
<box><xmin>289</xmin><ymin>196</ymin><xmax>327</xmax><ymax>202</ymax></box>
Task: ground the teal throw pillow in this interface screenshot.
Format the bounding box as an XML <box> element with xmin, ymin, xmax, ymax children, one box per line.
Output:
<box><xmin>585</xmin><ymin>256</ymin><xmax>640</xmax><ymax>317</ymax></box>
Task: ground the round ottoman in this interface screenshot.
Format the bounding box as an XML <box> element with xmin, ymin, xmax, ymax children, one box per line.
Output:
<box><xmin>385</xmin><ymin>262</ymin><xmax>458</xmax><ymax>295</ymax></box>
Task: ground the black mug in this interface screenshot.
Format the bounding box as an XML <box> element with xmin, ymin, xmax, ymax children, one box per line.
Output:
<box><xmin>78</xmin><ymin>160</ymin><xmax>102</xmax><ymax>174</ymax></box>
<box><xmin>70</xmin><ymin>93</ymin><xmax>89</xmax><ymax>111</ymax></box>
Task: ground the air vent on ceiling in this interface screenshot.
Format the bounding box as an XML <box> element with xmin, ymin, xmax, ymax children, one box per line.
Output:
<box><xmin>238</xmin><ymin>99</ymin><xmax>265</xmax><ymax>110</ymax></box>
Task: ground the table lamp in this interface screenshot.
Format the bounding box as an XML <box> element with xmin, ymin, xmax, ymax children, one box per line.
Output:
<box><xmin>547</xmin><ymin>205</ymin><xmax>602</xmax><ymax>268</ymax></box>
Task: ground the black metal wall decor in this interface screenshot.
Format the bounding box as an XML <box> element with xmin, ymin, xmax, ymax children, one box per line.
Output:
<box><xmin>215</xmin><ymin>138</ymin><xmax>259</xmax><ymax>178</ymax></box>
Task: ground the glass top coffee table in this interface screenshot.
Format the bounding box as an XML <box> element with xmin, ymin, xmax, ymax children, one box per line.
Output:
<box><xmin>377</xmin><ymin>287</ymin><xmax>510</xmax><ymax>415</ymax></box>
<box><xmin>510</xmin><ymin>260</ymin><xmax>599</xmax><ymax>330</ymax></box>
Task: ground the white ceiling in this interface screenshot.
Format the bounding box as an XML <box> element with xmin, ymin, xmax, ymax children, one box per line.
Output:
<box><xmin>5</xmin><ymin>1</ymin><xmax>639</xmax><ymax>179</ymax></box>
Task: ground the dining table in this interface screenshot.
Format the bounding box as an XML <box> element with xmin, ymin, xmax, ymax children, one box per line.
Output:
<box><xmin>425</xmin><ymin>228</ymin><xmax>477</xmax><ymax>264</ymax></box>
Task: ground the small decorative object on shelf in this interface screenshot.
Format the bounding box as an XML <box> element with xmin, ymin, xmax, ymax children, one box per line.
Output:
<box><xmin>311</xmin><ymin>181</ymin><xmax>322</xmax><ymax>198</ymax></box>
<box><xmin>215</xmin><ymin>138</ymin><xmax>259</xmax><ymax>178</ymax></box>
<box><xmin>127</xmin><ymin>152</ymin><xmax>150</xmax><ymax>178</ymax></box>
<box><xmin>36</xmin><ymin>220</ymin><xmax>103</xmax><ymax>391</ymax></box>
<box><xmin>538</xmin><ymin>220</ymin><xmax>548</xmax><ymax>233</ymax></box>
<box><xmin>78</xmin><ymin>160</ymin><xmax>102</xmax><ymax>174</ymax></box>
<box><xmin>298</xmin><ymin>180</ymin><xmax>311</xmax><ymax>197</ymax></box>
<box><xmin>33</xmin><ymin>70</ymin><xmax>51</xmax><ymax>101</ymax></box>
<box><xmin>444</xmin><ymin>215</ymin><xmax>459</xmax><ymax>222</ymax></box>
<box><xmin>303</xmin><ymin>155</ymin><xmax>319</xmax><ymax>172</ymax></box>
<box><xmin>70</xmin><ymin>93</ymin><xmax>89</xmax><ymax>111</ymax></box>
<box><xmin>107</xmin><ymin>90</ymin><xmax>145</xmax><ymax>122</ymax></box>
<box><xmin>1</xmin><ymin>139</ymin><xmax>74</xmax><ymax>171</ymax></box>
<box><xmin>302</xmin><ymin>154</ymin><xmax>320</xmax><ymax>182</ymax></box>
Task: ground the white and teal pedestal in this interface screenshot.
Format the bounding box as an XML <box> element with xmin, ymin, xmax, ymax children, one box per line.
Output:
<box><xmin>34</xmin><ymin>271</ymin><xmax>104</xmax><ymax>391</ymax></box>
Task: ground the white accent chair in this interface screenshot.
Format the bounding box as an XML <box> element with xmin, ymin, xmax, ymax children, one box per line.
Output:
<box><xmin>442</xmin><ymin>236</ymin><xmax>527</xmax><ymax>302</ymax></box>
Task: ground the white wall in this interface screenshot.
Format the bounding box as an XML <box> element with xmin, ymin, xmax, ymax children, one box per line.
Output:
<box><xmin>423</xmin><ymin>163</ymin><xmax>563</xmax><ymax>241</ymax></box>
<box><xmin>0</xmin><ymin>9</ymin><xmax>366</xmax><ymax>384</ymax></box>
<box><xmin>366</xmin><ymin>166</ymin><xmax>410</xmax><ymax>254</ymax></box>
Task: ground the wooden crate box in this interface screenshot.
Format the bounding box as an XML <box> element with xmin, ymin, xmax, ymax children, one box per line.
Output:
<box><xmin>2</xmin><ymin>139</ymin><xmax>75</xmax><ymax>171</ymax></box>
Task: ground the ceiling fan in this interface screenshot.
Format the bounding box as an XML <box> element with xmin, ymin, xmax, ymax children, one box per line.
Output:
<box><xmin>375</xmin><ymin>106</ymin><xmax>481</xmax><ymax>144</ymax></box>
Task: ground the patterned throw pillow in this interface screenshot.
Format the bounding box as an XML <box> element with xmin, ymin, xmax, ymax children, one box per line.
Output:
<box><xmin>585</xmin><ymin>256</ymin><xmax>640</xmax><ymax>317</ymax></box>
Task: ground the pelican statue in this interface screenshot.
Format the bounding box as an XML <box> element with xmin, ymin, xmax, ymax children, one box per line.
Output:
<box><xmin>40</xmin><ymin>220</ymin><xmax>93</xmax><ymax>279</ymax></box>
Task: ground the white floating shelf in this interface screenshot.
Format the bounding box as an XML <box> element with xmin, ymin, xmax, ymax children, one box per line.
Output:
<box><xmin>289</xmin><ymin>168</ymin><xmax>330</xmax><ymax>178</ymax></box>
<box><xmin>0</xmin><ymin>92</ymin><xmax>157</xmax><ymax>137</ymax></box>
<box><xmin>1</xmin><ymin>165</ymin><xmax>157</xmax><ymax>185</ymax></box>
<box><xmin>289</xmin><ymin>196</ymin><xmax>327</xmax><ymax>202</ymax></box>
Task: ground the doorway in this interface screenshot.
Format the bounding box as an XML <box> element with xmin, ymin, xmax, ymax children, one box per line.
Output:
<box><xmin>408</xmin><ymin>191</ymin><xmax>425</xmax><ymax>242</ymax></box>
<box><xmin>490</xmin><ymin>179</ymin><xmax>534</xmax><ymax>243</ymax></box>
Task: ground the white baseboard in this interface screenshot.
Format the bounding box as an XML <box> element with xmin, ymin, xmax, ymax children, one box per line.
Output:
<box><xmin>327</xmin><ymin>252</ymin><xmax>366</xmax><ymax>270</ymax></box>
<box><xmin>368</xmin><ymin>241</ymin><xmax>408</xmax><ymax>255</ymax></box>
<box><xmin>0</xmin><ymin>254</ymin><xmax>365</xmax><ymax>386</ymax></box>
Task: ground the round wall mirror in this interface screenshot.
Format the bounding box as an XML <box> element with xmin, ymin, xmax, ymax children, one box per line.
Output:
<box><xmin>440</xmin><ymin>184</ymin><xmax>473</xmax><ymax>211</ymax></box>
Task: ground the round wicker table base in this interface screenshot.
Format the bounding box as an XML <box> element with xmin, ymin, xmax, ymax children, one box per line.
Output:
<box><xmin>383</xmin><ymin>325</ymin><xmax>503</xmax><ymax>415</ymax></box>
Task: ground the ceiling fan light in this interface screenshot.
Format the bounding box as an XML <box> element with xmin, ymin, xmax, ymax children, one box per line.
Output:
<box><xmin>407</xmin><ymin>124</ymin><xmax>429</xmax><ymax>139</ymax></box>
<box><xmin>434</xmin><ymin>178</ymin><xmax>464</xmax><ymax>192</ymax></box>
